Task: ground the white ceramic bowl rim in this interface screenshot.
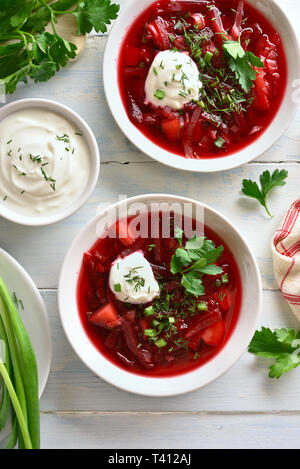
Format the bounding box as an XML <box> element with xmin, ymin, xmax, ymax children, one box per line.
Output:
<box><xmin>58</xmin><ymin>194</ymin><xmax>262</xmax><ymax>397</ymax></box>
<box><xmin>0</xmin><ymin>98</ymin><xmax>100</xmax><ymax>226</ymax></box>
<box><xmin>103</xmin><ymin>0</ymin><xmax>300</xmax><ymax>173</ymax></box>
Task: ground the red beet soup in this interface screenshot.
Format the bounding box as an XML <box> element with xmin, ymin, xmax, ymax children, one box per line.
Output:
<box><xmin>77</xmin><ymin>212</ymin><xmax>242</xmax><ymax>377</ymax></box>
<box><xmin>118</xmin><ymin>0</ymin><xmax>287</xmax><ymax>159</ymax></box>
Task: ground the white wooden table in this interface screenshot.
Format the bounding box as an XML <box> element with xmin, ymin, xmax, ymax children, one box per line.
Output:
<box><xmin>1</xmin><ymin>0</ymin><xmax>300</xmax><ymax>449</ymax></box>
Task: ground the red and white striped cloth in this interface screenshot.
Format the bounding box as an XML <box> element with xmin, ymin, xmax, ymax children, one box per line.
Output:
<box><xmin>272</xmin><ymin>199</ymin><xmax>300</xmax><ymax>321</ymax></box>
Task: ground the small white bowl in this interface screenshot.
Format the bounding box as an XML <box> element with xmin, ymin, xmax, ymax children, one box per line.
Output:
<box><xmin>0</xmin><ymin>98</ymin><xmax>100</xmax><ymax>226</ymax></box>
<box><xmin>103</xmin><ymin>0</ymin><xmax>300</xmax><ymax>173</ymax></box>
<box><xmin>58</xmin><ymin>194</ymin><xmax>262</xmax><ymax>397</ymax></box>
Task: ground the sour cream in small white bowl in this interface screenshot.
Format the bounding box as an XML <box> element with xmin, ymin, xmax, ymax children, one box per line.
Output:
<box><xmin>0</xmin><ymin>99</ymin><xmax>100</xmax><ymax>226</ymax></box>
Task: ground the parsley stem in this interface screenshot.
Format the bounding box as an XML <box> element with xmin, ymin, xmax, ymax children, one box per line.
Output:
<box><xmin>51</xmin><ymin>9</ymin><xmax>73</xmax><ymax>15</ymax></box>
<box><xmin>18</xmin><ymin>32</ymin><xmax>32</xmax><ymax>66</ymax></box>
<box><xmin>263</xmin><ymin>203</ymin><xmax>273</xmax><ymax>218</ymax></box>
<box><xmin>39</xmin><ymin>0</ymin><xmax>58</xmax><ymax>35</ymax></box>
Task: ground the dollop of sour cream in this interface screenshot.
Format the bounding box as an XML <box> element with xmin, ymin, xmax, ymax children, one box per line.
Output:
<box><xmin>109</xmin><ymin>251</ymin><xmax>160</xmax><ymax>304</ymax></box>
<box><xmin>145</xmin><ymin>50</ymin><xmax>202</xmax><ymax>110</ymax></box>
<box><xmin>0</xmin><ymin>108</ymin><xmax>91</xmax><ymax>217</ymax></box>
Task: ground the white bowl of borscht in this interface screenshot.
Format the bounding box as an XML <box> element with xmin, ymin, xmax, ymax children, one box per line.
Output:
<box><xmin>103</xmin><ymin>0</ymin><xmax>300</xmax><ymax>172</ymax></box>
<box><xmin>58</xmin><ymin>194</ymin><xmax>261</xmax><ymax>396</ymax></box>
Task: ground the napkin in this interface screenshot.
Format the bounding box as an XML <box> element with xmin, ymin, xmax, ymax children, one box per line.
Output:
<box><xmin>272</xmin><ymin>199</ymin><xmax>300</xmax><ymax>322</ymax></box>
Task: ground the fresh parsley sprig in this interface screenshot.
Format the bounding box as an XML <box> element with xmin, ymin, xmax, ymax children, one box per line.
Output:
<box><xmin>170</xmin><ymin>228</ymin><xmax>224</xmax><ymax>297</ymax></box>
<box><xmin>0</xmin><ymin>0</ymin><xmax>119</xmax><ymax>94</ymax></box>
<box><xmin>223</xmin><ymin>37</ymin><xmax>264</xmax><ymax>93</ymax></box>
<box><xmin>242</xmin><ymin>169</ymin><xmax>288</xmax><ymax>217</ymax></box>
<box><xmin>249</xmin><ymin>328</ymin><xmax>300</xmax><ymax>378</ymax></box>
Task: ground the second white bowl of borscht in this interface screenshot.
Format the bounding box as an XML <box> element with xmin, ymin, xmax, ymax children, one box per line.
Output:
<box><xmin>103</xmin><ymin>0</ymin><xmax>300</xmax><ymax>172</ymax></box>
<box><xmin>58</xmin><ymin>194</ymin><xmax>261</xmax><ymax>396</ymax></box>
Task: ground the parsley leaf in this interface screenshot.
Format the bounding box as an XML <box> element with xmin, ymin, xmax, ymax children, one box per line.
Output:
<box><xmin>174</xmin><ymin>226</ymin><xmax>184</xmax><ymax>246</ymax></box>
<box><xmin>72</xmin><ymin>0</ymin><xmax>120</xmax><ymax>34</ymax></box>
<box><xmin>170</xmin><ymin>231</ymin><xmax>224</xmax><ymax>297</ymax></box>
<box><xmin>242</xmin><ymin>169</ymin><xmax>288</xmax><ymax>217</ymax></box>
<box><xmin>223</xmin><ymin>39</ymin><xmax>245</xmax><ymax>59</ymax></box>
<box><xmin>185</xmin><ymin>236</ymin><xmax>205</xmax><ymax>251</ymax></box>
<box><xmin>0</xmin><ymin>0</ymin><xmax>120</xmax><ymax>94</ymax></box>
<box><xmin>248</xmin><ymin>328</ymin><xmax>300</xmax><ymax>378</ymax></box>
<box><xmin>223</xmin><ymin>38</ymin><xmax>264</xmax><ymax>93</ymax></box>
<box><xmin>181</xmin><ymin>272</ymin><xmax>205</xmax><ymax>297</ymax></box>
<box><xmin>170</xmin><ymin>248</ymin><xmax>191</xmax><ymax>274</ymax></box>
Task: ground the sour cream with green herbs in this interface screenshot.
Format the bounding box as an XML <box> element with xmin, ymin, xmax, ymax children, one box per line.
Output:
<box><xmin>145</xmin><ymin>50</ymin><xmax>202</xmax><ymax>110</ymax></box>
<box><xmin>109</xmin><ymin>251</ymin><xmax>160</xmax><ymax>304</ymax></box>
<box><xmin>0</xmin><ymin>108</ymin><xmax>90</xmax><ymax>217</ymax></box>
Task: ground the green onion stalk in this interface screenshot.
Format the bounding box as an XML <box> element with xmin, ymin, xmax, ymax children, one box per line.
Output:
<box><xmin>0</xmin><ymin>278</ymin><xmax>40</xmax><ymax>449</ymax></box>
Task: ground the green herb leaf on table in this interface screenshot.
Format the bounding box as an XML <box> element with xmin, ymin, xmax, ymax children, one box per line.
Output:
<box><xmin>242</xmin><ymin>169</ymin><xmax>288</xmax><ymax>217</ymax></box>
<box><xmin>248</xmin><ymin>327</ymin><xmax>300</xmax><ymax>378</ymax></box>
<box><xmin>223</xmin><ymin>38</ymin><xmax>264</xmax><ymax>93</ymax></box>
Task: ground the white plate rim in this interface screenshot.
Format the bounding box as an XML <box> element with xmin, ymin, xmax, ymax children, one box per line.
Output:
<box><xmin>0</xmin><ymin>248</ymin><xmax>52</xmax><ymax>441</ymax></box>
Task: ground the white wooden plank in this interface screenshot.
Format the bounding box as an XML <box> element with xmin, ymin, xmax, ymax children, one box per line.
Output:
<box><xmin>40</xmin><ymin>289</ymin><xmax>300</xmax><ymax>413</ymax></box>
<box><xmin>39</xmin><ymin>412</ymin><xmax>300</xmax><ymax>449</ymax></box>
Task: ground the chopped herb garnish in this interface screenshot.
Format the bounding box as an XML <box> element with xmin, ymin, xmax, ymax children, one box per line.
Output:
<box><xmin>204</xmin><ymin>51</ymin><xmax>213</xmax><ymax>63</ymax></box>
<box><xmin>171</xmin><ymin>230</ymin><xmax>224</xmax><ymax>297</ymax></box>
<box><xmin>154</xmin><ymin>89</ymin><xmax>165</xmax><ymax>100</ymax></box>
<box><xmin>144</xmin><ymin>306</ymin><xmax>155</xmax><ymax>316</ymax></box>
<box><xmin>124</xmin><ymin>267</ymin><xmax>145</xmax><ymax>292</ymax></box>
<box><xmin>12</xmin><ymin>291</ymin><xmax>24</xmax><ymax>310</ymax></box>
<box><xmin>178</xmin><ymin>90</ymin><xmax>188</xmax><ymax>98</ymax></box>
<box><xmin>223</xmin><ymin>37</ymin><xmax>264</xmax><ymax>93</ymax></box>
<box><xmin>155</xmin><ymin>338</ymin><xmax>167</xmax><ymax>348</ymax></box>
<box><xmin>222</xmin><ymin>273</ymin><xmax>229</xmax><ymax>284</ymax></box>
<box><xmin>214</xmin><ymin>137</ymin><xmax>225</xmax><ymax>149</ymax></box>
<box><xmin>56</xmin><ymin>134</ymin><xmax>70</xmax><ymax>144</ymax></box>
